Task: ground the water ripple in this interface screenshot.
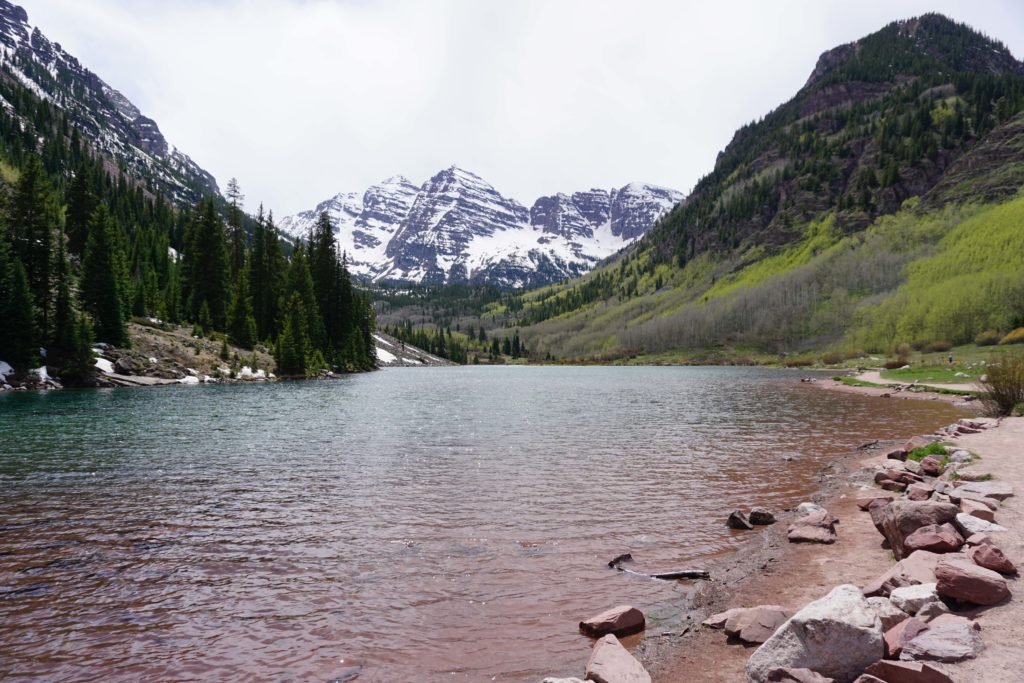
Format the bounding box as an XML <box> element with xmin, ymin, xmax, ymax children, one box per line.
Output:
<box><xmin>0</xmin><ymin>367</ymin><xmax>962</xmax><ymax>681</ymax></box>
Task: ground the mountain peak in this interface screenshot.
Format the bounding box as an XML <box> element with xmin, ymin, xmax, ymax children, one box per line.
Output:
<box><xmin>281</xmin><ymin>167</ymin><xmax>683</xmax><ymax>287</ymax></box>
<box><xmin>803</xmin><ymin>12</ymin><xmax>1023</xmax><ymax>93</ymax></box>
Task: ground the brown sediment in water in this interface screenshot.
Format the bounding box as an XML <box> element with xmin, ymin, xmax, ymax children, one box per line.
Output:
<box><xmin>642</xmin><ymin>378</ymin><xmax>986</xmax><ymax>682</ymax></box>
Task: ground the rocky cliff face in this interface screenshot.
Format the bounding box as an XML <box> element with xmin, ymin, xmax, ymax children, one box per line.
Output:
<box><xmin>279</xmin><ymin>166</ymin><xmax>683</xmax><ymax>288</ymax></box>
<box><xmin>0</xmin><ymin>1</ymin><xmax>219</xmax><ymax>204</ymax></box>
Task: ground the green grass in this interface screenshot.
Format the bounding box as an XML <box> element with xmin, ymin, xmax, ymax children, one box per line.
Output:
<box><xmin>880</xmin><ymin>365</ymin><xmax>981</xmax><ymax>384</ymax></box>
<box><xmin>835</xmin><ymin>376</ymin><xmax>886</xmax><ymax>388</ymax></box>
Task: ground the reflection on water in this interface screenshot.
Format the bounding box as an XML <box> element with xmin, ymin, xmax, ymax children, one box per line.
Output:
<box><xmin>0</xmin><ymin>367</ymin><xmax>963</xmax><ymax>681</ymax></box>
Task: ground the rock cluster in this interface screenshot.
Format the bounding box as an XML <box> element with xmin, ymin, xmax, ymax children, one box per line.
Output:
<box><xmin>695</xmin><ymin>417</ymin><xmax>1017</xmax><ymax>683</ymax></box>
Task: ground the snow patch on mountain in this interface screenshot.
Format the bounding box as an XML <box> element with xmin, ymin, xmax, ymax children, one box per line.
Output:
<box><xmin>281</xmin><ymin>166</ymin><xmax>682</xmax><ymax>288</ymax></box>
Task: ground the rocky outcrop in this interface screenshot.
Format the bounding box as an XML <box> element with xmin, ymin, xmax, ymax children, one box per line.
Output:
<box><xmin>746</xmin><ymin>585</ymin><xmax>883</xmax><ymax>683</ymax></box>
<box><xmin>863</xmin><ymin>659</ymin><xmax>954</xmax><ymax>682</ymax></box>
<box><xmin>0</xmin><ymin>2</ymin><xmax>218</xmax><ymax>204</ymax></box>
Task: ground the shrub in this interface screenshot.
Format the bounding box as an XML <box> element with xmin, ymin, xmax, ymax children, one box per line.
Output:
<box><xmin>998</xmin><ymin>327</ymin><xmax>1024</xmax><ymax>345</ymax></box>
<box><xmin>820</xmin><ymin>351</ymin><xmax>845</xmax><ymax>365</ymax></box>
<box><xmin>783</xmin><ymin>355</ymin><xmax>815</xmax><ymax>367</ymax></box>
<box><xmin>981</xmin><ymin>351</ymin><xmax>1024</xmax><ymax>416</ymax></box>
<box><xmin>975</xmin><ymin>330</ymin><xmax>1003</xmax><ymax>346</ymax></box>
<box><xmin>924</xmin><ymin>340</ymin><xmax>952</xmax><ymax>353</ymax></box>
<box><xmin>883</xmin><ymin>358</ymin><xmax>909</xmax><ymax>370</ymax></box>
<box><xmin>1014</xmin><ymin>403</ymin><xmax>1024</xmax><ymax>417</ymax></box>
<box><xmin>910</xmin><ymin>340</ymin><xmax>929</xmax><ymax>351</ymax></box>
<box><xmin>907</xmin><ymin>442</ymin><xmax>948</xmax><ymax>461</ymax></box>
<box><xmin>894</xmin><ymin>343</ymin><xmax>913</xmax><ymax>357</ymax></box>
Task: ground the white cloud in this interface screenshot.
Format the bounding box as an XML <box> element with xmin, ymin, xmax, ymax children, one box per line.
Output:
<box><xmin>18</xmin><ymin>0</ymin><xmax>1024</xmax><ymax>215</ymax></box>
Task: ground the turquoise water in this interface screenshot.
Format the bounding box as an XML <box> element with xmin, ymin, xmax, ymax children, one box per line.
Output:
<box><xmin>0</xmin><ymin>367</ymin><xmax>962</xmax><ymax>681</ymax></box>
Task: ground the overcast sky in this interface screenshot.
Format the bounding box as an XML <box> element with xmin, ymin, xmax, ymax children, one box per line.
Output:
<box><xmin>18</xmin><ymin>0</ymin><xmax>1024</xmax><ymax>216</ymax></box>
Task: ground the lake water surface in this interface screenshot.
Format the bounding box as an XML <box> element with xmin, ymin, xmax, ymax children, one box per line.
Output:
<box><xmin>0</xmin><ymin>367</ymin><xmax>963</xmax><ymax>681</ymax></box>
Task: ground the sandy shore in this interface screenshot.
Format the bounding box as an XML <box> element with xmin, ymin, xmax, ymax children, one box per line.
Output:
<box><xmin>644</xmin><ymin>376</ymin><xmax>1021</xmax><ymax>682</ymax></box>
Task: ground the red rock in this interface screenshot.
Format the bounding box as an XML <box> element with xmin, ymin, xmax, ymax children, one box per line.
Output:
<box><xmin>906</xmin><ymin>484</ymin><xmax>933</xmax><ymax>502</ymax></box>
<box><xmin>879</xmin><ymin>479</ymin><xmax>908</xmax><ymax>492</ymax></box>
<box><xmin>959</xmin><ymin>498</ymin><xmax>995</xmax><ymax>522</ymax></box>
<box><xmin>947</xmin><ymin>488</ymin><xmax>998</xmax><ymax>510</ymax></box>
<box><xmin>852</xmin><ymin>676</ymin><xmax>886</xmax><ymax>683</ymax></box>
<box><xmin>967</xmin><ymin>544</ymin><xmax>1017</xmax><ymax>574</ymax></box>
<box><xmin>724</xmin><ymin>605</ymin><xmax>792</xmax><ymax>643</ymax></box>
<box><xmin>918</xmin><ymin>456</ymin><xmax>943</xmax><ymax>477</ymax></box>
<box><xmin>875</xmin><ymin>501</ymin><xmax>960</xmax><ymax>561</ymax></box>
<box><xmin>585</xmin><ymin>634</ymin><xmax>651</xmax><ymax>683</ymax></box>
<box><xmin>766</xmin><ymin>668</ymin><xmax>835</xmax><ymax>682</ymax></box>
<box><xmin>964</xmin><ymin>533</ymin><xmax>993</xmax><ymax>546</ymax></box>
<box><xmin>903</xmin><ymin>523</ymin><xmax>963</xmax><ymax>554</ymax></box>
<box><xmin>858</xmin><ymin>496</ymin><xmax>894</xmax><ymax>511</ymax></box>
<box><xmin>863</xmin><ymin>660</ymin><xmax>953</xmax><ymax>683</ymax></box>
<box><xmin>703</xmin><ymin>608</ymin><xmax>743</xmax><ymax>629</ymax></box>
<box><xmin>885</xmin><ymin>447</ymin><xmax>909</xmax><ymax>461</ymax></box>
<box><xmin>863</xmin><ymin>550</ymin><xmax>941</xmax><ymax>597</ymax></box>
<box><xmin>884</xmin><ymin>617</ymin><xmax>929</xmax><ymax>658</ymax></box>
<box><xmin>788</xmin><ymin>509</ymin><xmax>837</xmax><ymax>544</ymax></box>
<box><xmin>934</xmin><ymin>557</ymin><xmax>1010</xmax><ymax>605</ymax></box>
<box><xmin>579</xmin><ymin>605</ymin><xmax>645</xmax><ymax>637</ymax></box>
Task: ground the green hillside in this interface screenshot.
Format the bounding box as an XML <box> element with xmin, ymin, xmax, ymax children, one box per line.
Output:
<box><xmin>507</xmin><ymin>15</ymin><xmax>1024</xmax><ymax>362</ymax></box>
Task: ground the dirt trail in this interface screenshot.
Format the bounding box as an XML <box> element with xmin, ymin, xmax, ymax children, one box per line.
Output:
<box><xmin>855</xmin><ymin>369</ymin><xmax>983</xmax><ymax>394</ymax></box>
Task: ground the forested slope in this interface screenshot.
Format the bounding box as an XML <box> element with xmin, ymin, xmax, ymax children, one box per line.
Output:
<box><xmin>509</xmin><ymin>15</ymin><xmax>1024</xmax><ymax>361</ymax></box>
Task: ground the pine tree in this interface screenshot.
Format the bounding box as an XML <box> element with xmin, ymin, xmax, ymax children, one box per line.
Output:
<box><xmin>225</xmin><ymin>178</ymin><xmax>246</xmax><ymax>280</ymax></box>
<box><xmin>274</xmin><ymin>292</ymin><xmax>308</xmax><ymax>376</ymax></box>
<box><xmin>81</xmin><ymin>205</ymin><xmax>127</xmax><ymax>346</ymax></box>
<box><xmin>65</xmin><ymin>161</ymin><xmax>97</xmax><ymax>256</ymax></box>
<box><xmin>186</xmin><ymin>199</ymin><xmax>229</xmax><ymax>329</ymax></box>
<box><xmin>7</xmin><ymin>155</ymin><xmax>56</xmax><ymax>340</ymax></box>
<box><xmin>0</xmin><ymin>239</ymin><xmax>37</xmax><ymax>370</ymax></box>
<box><xmin>284</xmin><ymin>243</ymin><xmax>326</xmax><ymax>353</ymax></box>
<box><xmin>227</xmin><ymin>268</ymin><xmax>258</xmax><ymax>349</ymax></box>
<box><xmin>250</xmin><ymin>208</ymin><xmax>285</xmax><ymax>341</ymax></box>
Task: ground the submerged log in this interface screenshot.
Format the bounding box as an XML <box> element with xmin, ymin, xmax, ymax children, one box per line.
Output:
<box><xmin>615</xmin><ymin>566</ymin><xmax>710</xmax><ymax>581</ymax></box>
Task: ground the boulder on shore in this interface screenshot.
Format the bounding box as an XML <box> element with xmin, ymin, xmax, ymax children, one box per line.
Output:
<box><xmin>955</xmin><ymin>480</ymin><xmax>1013</xmax><ymax>501</ymax></box>
<box><xmin>902</xmin><ymin>523</ymin><xmax>963</xmax><ymax>555</ymax></box>
<box><xmin>884</xmin><ymin>617</ymin><xmax>929</xmax><ymax>658</ymax></box>
<box><xmin>788</xmin><ymin>509</ymin><xmax>837</xmax><ymax>544</ymax></box>
<box><xmin>750</xmin><ymin>507</ymin><xmax>777</xmax><ymax>525</ymax></box>
<box><xmin>728</xmin><ymin>510</ymin><xmax>754</xmax><ymax>530</ymax></box>
<box><xmin>966</xmin><ymin>544</ymin><xmax>1017</xmax><ymax>575</ymax></box>
<box><xmin>874</xmin><ymin>501</ymin><xmax>959</xmax><ymax>561</ymax></box>
<box><xmin>866</xmin><ymin>596</ymin><xmax>910</xmax><ymax>631</ymax></box>
<box><xmin>934</xmin><ymin>558</ymin><xmax>1010</xmax><ymax>606</ymax></box>
<box><xmin>862</xmin><ymin>550</ymin><xmax>941</xmax><ymax>598</ymax></box>
<box><xmin>889</xmin><ymin>583</ymin><xmax>941</xmax><ymax>616</ymax></box>
<box><xmin>579</xmin><ymin>605</ymin><xmax>645</xmax><ymax>637</ymax></box>
<box><xmin>723</xmin><ymin>605</ymin><xmax>793</xmax><ymax>644</ymax></box>
<box><xmin>585</xmin><ymin>634</ymin><xmax>651</xmax><ymax>683</ymax></box>
<box><xmin>766</xmin><ymin>668</ymin><xmax>836</xmax><ymax>682</ymax></box>
<box><xmin>899</xmin><ymin>615</ymin><xmax>983</xmax><ymax>663</ymax></box>
<box><xmin>745</xmin><ymin>584</ymin><xmax>883</xmax><ymax>683</ymax></box>
<box><xmin>863</xmin><ymin>659</ymin><xmax>954</xmax><ymax>683</ymax></box>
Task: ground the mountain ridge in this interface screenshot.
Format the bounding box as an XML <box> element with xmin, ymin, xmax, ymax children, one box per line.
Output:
<box><xmin>505</xmin><ymin>13</ymin><xmax>1024</xmax><ymax>360</ymax></box>
<box><xmin>278</xmin><ymin>165</ymin><xmax>683</xmax><ymax>288</ymax></box>
<box><xmin>0</xmin><ymin>0</ymin><xmax>220</xmax><ymax>205</ymax></box>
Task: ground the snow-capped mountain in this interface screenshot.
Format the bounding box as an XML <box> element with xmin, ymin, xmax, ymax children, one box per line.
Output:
<box><xmin>0</xmin><ymin>1</ymin><xmax>219</xmax><ymax>204</ymax></box>
<box><xmin>279</xmin><ymin>166</ymin><xmax>683</xmax><ymax>287</ymax></box>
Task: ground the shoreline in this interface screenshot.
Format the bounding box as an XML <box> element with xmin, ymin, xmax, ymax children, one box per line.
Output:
<box><xmin>640</xmin><ymin>376</ymin><xmax>1020</xmax><ymax>682</ymax></box>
